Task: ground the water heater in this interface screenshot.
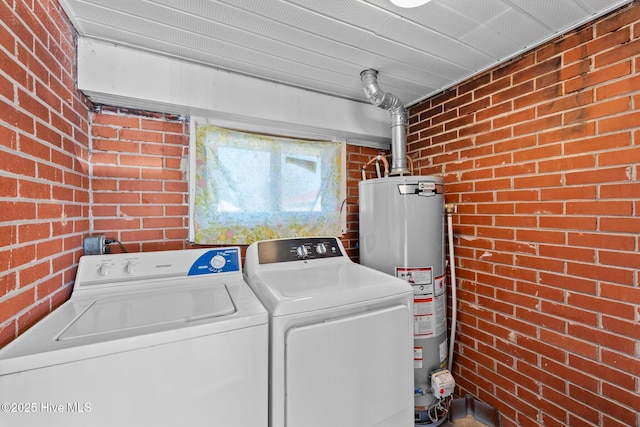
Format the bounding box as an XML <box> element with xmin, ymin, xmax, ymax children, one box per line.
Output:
<box><xmin>359</xmin><ymin>175</ymin><xmax>447</xmax><ymax>414</ymax></box>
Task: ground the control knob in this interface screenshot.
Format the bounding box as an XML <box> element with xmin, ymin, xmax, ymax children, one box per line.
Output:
<box><xmin>295</xmin><ymin>245</ymin><xmax>309</xmax><ymax>259</ymax></box>
<box><xmin>98</xmin><ymin>262</ymin><xmax>110</xmax><ymax>277</ymax></box>
<box><xmin>210</xmin><ymin>255</ymin><xmax>226</xmax><ymax>269</ymax></box>
<box><xmin>315</xmin><ymin>243</ymin><xmax>327</xmax><ymax>255</ymax></box>
<box><xmin>124</xmin><ymin>261</ymin><xmax>136</xmax><ymax>274</ymax></box>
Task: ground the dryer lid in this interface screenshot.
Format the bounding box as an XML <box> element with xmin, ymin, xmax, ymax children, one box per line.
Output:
<box><xmin>58</xmin><ymin>285</ymin><xmax>236</xmax><ymax>341</ymax></box>
<box><xmin>248</xmin><ymin>263</ymin><xmax>412</xmax><ymax>316</ymax></box>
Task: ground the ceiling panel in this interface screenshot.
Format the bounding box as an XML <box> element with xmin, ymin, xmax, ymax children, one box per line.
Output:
<box><xmin>58</xmin><ymin>0</ymin><xmax>633</xmax><ymax>106</ymax></box>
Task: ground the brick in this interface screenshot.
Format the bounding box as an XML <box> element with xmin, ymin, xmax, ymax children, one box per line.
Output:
<box><xmin>92</xmin><ymin>165</ymin><xmax>140</xmax><ymax>179</ymax></box>
<box><xmin>141</xmin><ymin>143</ymin><xmax>184</xmax><ymax>156</ymax></box>
<box><xmin>1</xmin><ymin>201</ymin><xmax>37</xmax><ymax>222</ymax></box>
<box><xmin>37</xmin><ymin>239</ymin><xmax>63</xmax><ymax>259</ymax></box>
<box><xmin>540</xmin><ymin>123</ymin><xmax>597</xmax><ymax>146</ymax></box>
<box><xmin>599</xmin><ymin>249</ymin><xmax>640</xmax><ymax>269</ymax></box>
<box><xmin>569</xmin><ymin>384</ymin><xmax>636</xmax><ymax>426</ymax></box>
<box><xmin>0</xmin><ymin>174</ymin><xmax>17</xmax><ymax>198</ymax></box>
<box><xmin>141</xmin><ymin>168</ymin><xmax>183</xmax><ymax>180</ymax></box>
<box><xmin>600</xmin><ymin>217</ymin><xmax>640</xmax><ymax>233</ymax></box>
<box><xmin>516</xmin><ymin>229</ymin><xmax>565</xmax><ymax>245</ymax></box>
<box><xmin>121</xmin><ymin>229</ymin><xmax>164</xmax><ymax>241</ymax></box>
<box><xmin>539</xmin><ymin>244</ymin><xmax>594</xmax><ymax>263</ymax></box>
<box><xmin>94</xmin><ymin>218</ymin><xmax>141</xmax><ymax>230</ymax></box>
<box><xmin>513</xmin><ymin>114</ymin><xmax>562</xmax><ymax>136</ymax></box>
<box><xmin>540</xmin><ymin>215</ymin><xmax>597</xmax><ymax>231</ymax></box>
<box><xmin>119</xmin><ymin>205</ymin><xmax>164</xmax><ymax>217</ymax></box>
<box><xmin>0</xmin><ymin>288</ymin><xmax>35</xmax><ymax>324</ymax></box>
<box><xmin>513</xmin><ymin>144</ymin><xmax>561</xmax><ymax>163</ymax></box>
<box><xmin>119</xmin><ymin>129</ymin><xmax>163</xmax><ymax>143</ymax></box>
<box><xmin>596</xmin><ymin>73</ymin><xmax>640</xmax><ymax>100</ymax></box>
<box><xmin>94</xmin><ymin>190</ymin><xmax>141</xmax><ymax>206</ymax></box>
<box><xmin>519</xmin><ymin>335</ymin><xmax>566</xmax><ymax>362</ymax></box>
<box><xmin>91</xmin><ymin>125</ymin><xmax>118</xmax><ymax>138</ymax></box>
<box><xmin>514</xmin><ymin>173</ymin><xmax>562</xmax><ymax>189</ymax></box>
<box><xmin>540</xmin><ymin>185</ymin><xmax>597</xmax><ymax>200</ymax></box>
<box><xmin>19</xmin><ymin>179</ymin><xmax>51</xmax><ymax>199</ymax></box>
<box><xmin>600</xmin><ymin>283</ymin><xmax>640</xmax><ymax>305</ymax></box>
<box><xmin>599</xmin><ymin>146</ymin><xmax>640</xmax><ymax>166</ymax></box>
<box><xmin>120</xmin><ymin>154</ymin><xmax>163</xmax><ymax>167</ymax></box>
<box><xmin>140</xmin><ymin>119</ymin><xmax>184</xmax><ymax>133</ymax></box>
<box><xmin>600</xmin><ymin>111</ymin><xmax>640</xmax><ymax>134</ymax></box>
<box><xmin>496</xmin><ymin>189</ymin><xmax>538</xmax><ymax>202</ymax></box>
<box><xmin>565</xmin><ymin>96</ymin><xmax>630</xmax><ymax>125</ymax></box>
<box><xmin>595</xmin><ymin>37</ymin><xmax>640</xmax><ymax>68</ymax></box>
<box><xmin>566</xmin><ymin>132</ymin><xmax>630</xmax><ymax>156</ymax></box>
<box><xmin>516</xmin><ymin>254</ymin><xmax>564</xmax><ymax>273</ymax></box>
<box><xmin>597</xmin><ymin>3</ymin><xmax>640</xmax><ymax>35</ymax></box>
<box><xmin>566</xmin><ymin>200</ymin><xmax>632</xmax><ymax>215</ymax></box>
<box><xmin>567</xmin><ymin>262</ymin><xmax>633</xmax><ymax>285</ymax></box>
<box><xmin>568</xmin><ymin>232</ymin><xmax>634</xmax><ymax>251</ymax></box>
<box><xmin>569</xmin><ymin>353</ymin><xmax>635</xmax><ymax>391</ymax></box>
<box><xmin>537</xmin><ymin>91</ymin><xmax>593</xmax><ymax>118</ymax></box>
<box><xmin>18</xmin><ymin>222</ymin><xmax>51</xmax><ymax>242</ymax></box>
<box><xmin>92</xmin><ymin>113</ymin><xmax>139</xmax><ymax>128</ymax></box>
<box><xmin>541</xmin><ymin>329</ymin><xmax>598</xmax><ymax>359</ymax></box>
<box><xmin>92</xmin><ymin>139</ymin><xmax>140</xmax><ymax>153</ymax></box>
<box><xmin>0</xmin><ymin>150</ymin><xmax>36</xmax><ymax>176</ymax></box>
<box><xmin>565</xmin><ymin>167</ymin><xmax>631</xmax><ymax>185</ymax></box>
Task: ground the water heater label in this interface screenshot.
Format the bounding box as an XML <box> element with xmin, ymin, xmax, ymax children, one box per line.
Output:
<box><xmin>396</xmin><ymin>266</ymin><xmax>432</xmax><ymax>286</ymax></box>
<box><xmin>414</xmin><ymin>347</ymin><xmax>423</xmax><ymax>369</ymax></box>
<box><xmin>413</xmin><ymin>297</ymin><xmax>435</xmax><ymax>337</ymax></box>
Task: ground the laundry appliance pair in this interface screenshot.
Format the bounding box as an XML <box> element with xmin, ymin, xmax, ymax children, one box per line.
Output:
<box><xmin>0</xmin><ymin>237</ymin><xmax>413</xmax><ymax>427</ymax></box>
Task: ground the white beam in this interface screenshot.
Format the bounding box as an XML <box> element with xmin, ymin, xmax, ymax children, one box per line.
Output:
<box><xmin>77</xmin><ymin>38</ymin><xmax>391</xmax><ymax>148</ymax></box>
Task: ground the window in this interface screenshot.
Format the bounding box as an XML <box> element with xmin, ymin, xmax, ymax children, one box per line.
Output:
<box><xmin>190</xmin><ymin>123</ymin><xmax>345</xmax><ymax>244</ymax></box>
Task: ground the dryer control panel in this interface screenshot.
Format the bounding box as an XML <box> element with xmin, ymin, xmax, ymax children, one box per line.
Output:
<box><xmin>257</xmin><ymin>237</ymin><xmax>343</xmax><ymax>264</ymax></box>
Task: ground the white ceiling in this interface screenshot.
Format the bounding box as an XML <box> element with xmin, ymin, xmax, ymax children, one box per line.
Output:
<box><xmin>58</xmin><ymin>0</ymin><xmax>632</xmax><ymax>107</ymax></box>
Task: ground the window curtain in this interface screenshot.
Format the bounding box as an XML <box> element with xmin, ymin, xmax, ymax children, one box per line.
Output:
<box><xmin>192</xmin><ymin>124</ymin><xmax>345</xmax><ymax>245</ymax></box>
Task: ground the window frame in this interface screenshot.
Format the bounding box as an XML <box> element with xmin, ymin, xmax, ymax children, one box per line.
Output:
<box><xmin>188</xmin><ymin>118</ymin><xmax>346</xmax><ymax>244</ymax></box>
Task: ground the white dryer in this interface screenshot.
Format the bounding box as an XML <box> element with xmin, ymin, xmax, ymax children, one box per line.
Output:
<box><xmin>244</xmin><ymin>237</ymin><xmax>414</xmax><ymax>427</ymax></box>
<box><xmin>0</xmin><ymin>247</ymin><xmax>268</xmax><ymax>427</ymax></box>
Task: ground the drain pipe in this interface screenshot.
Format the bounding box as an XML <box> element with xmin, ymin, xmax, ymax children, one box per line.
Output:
<box><xmin>445</xmin><ymin>203</ymin><xmax>457</xmax><ymax>373</ymax></box>
<box><xmin>360</xmin><ymin>69</ymin><xmax>410</xmax><ymax>176</ymax></box>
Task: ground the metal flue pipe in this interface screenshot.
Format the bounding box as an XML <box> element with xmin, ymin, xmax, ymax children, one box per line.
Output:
<box><xmin>360</xmin><ymin>69</ymin><xmax>410</xmax><ymax>176</ymax></box>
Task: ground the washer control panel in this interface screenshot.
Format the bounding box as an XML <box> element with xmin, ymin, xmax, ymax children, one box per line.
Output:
<box><xmin>257</xmin><ymin>237</ymin><xmax>343</xmax><ymax>264</ymax></box>
<box><xmin>76</xmin><ymin>247</ymin><xmax>242</xmax><ymax>287</ymax></box>
<box><xmin>187</xmin><ymin>248</ymin><xmax>241</xmax><ymax>275</ymax></box>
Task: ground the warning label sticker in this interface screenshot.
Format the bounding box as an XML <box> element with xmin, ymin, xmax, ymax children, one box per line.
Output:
<box><xmin>413</xmin><ymin>296</ymin><xmax>435</xmax><ymax>337</ymax></box>
<box><xmin>396</xmin><ymin>267</ymin><xmax>432</xmax><ymax>286</ymax></box>
<box><xmin>408</xmin><ymin>272</ymin><xmax>448</xmax><ymax>338</ymax></box>
<box><xmin>414</xmin><ymin>346</ymin><xmax>423</xmax><ymax>369</ymax></box>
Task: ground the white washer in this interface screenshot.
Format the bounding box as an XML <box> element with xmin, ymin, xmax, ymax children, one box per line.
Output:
<box><xmin>244</xmin><ymin>237</ymin><xmax>414</xmax><ymax>427</ymax></box>
<box><xmin>0</xmin><ymin>247</ymin><xmax>268</xmax><ymax>427</ymax></box>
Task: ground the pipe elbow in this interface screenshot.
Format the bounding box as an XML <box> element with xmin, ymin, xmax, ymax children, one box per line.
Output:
<box><xmin>360</xmin><ymin>69</ymin><xmax>405</xmax><ymax>113</ymax></box>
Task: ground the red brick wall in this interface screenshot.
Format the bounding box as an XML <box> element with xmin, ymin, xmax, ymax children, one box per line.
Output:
<box><xmin>90</xmin><ymin>107</ymin><xmax>191</xmax><ymax>253</ymax></box>
<box><xmin>89</xmin><ymin>106</ymin><xmax>384</xmax><ymax>259</ymax></box>
<box><xmin>408</xmin><ymin>3</ymin><xmax>640</xmax><ymax>426</ymax></box>
<box><xmin>4</xmin><ymin>2</ymin><xmax>635</xmax><ymax>424</ymax></box>
<box><xmin>0</xmin><ymin>0</ymin><xmax>91</xmax><ymax>347</ymax></box>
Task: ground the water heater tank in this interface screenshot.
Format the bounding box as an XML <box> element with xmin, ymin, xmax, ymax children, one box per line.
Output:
<box><xmin>359</xmin><ymin>176</ymin><xmax>447</xmax><ymax>412</ymax></box>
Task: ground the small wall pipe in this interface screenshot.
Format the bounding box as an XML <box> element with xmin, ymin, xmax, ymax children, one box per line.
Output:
<box><xmin>361</xmin><ymin>155</ymin><xmax>389</xmax><ymax>180</ymax></box>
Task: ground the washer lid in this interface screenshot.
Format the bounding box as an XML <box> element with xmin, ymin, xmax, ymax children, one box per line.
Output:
<box><xmin>58</xmin><ymin>285</ymin><xmax>235</xmax><ymax>342</ymax></box>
